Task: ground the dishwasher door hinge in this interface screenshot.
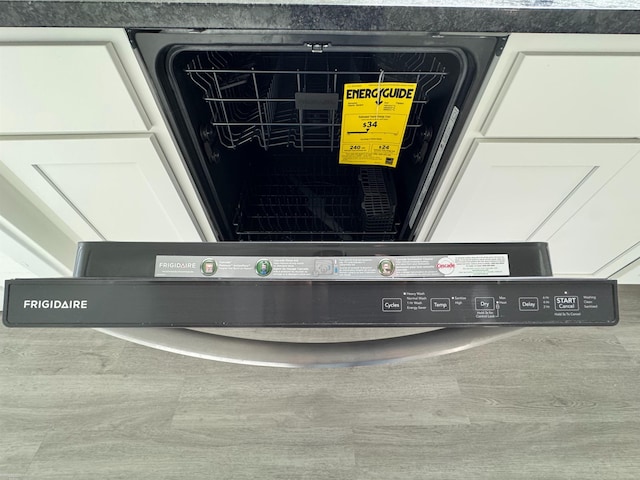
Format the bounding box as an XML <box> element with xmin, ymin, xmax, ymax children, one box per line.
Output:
<box><xmin>494</xmin><ymin>36</ymin><xmax>509</xmax><ymax>57</ymax></box>
<box><xmin>304</xmin><ymin>42</ymin><xmax>331</xmax><ymax>53</ymax></box>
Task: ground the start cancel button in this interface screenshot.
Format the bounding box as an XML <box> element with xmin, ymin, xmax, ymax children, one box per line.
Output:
<box><xmin>555</xmin><ymin>295</ymin><xmax>579</xmax><ymax>311</ymax></box>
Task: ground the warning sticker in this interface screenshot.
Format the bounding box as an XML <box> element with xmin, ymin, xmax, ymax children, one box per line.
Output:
<box><xmin>154</xmin><ymin>254</ymin><xmax>510</xmax><ymax>279</ymax></box>
<box><xmin>339</xmin><ymin>82</ymin><xmax>417</xmax><ymax>168</ymax></box>
<box><xmin>434</xmin><ymin>254</ymin><xmax>510</xmax><ymax>277</ymax></box>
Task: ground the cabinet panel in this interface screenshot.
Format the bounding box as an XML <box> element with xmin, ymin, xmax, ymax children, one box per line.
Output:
<box><xmin>613</xmin><ymin>254</ymin><xmax>640</xmax><ymax>285</ymax></box>
<box><xmin>0</xmin><ymin>43</ymin><xmax>148</xmax><ymax>134</ymax></box>
<box><xmin>0</xmin><ymin>135</ymin><xmax>201</xmax><ymax>242</ymax></box>
<box><xmin>431</xmin><ymin>141</ymin><xmax>640</xmax><ymax>245</ymax></box>
<box><xmin>484</xmin><ymin>53</ymin><xmax>640</xmax><ymax>138</ymax></box>
<box><xmin>0</xmin><ymin>249</ymin><xmax>36</xmax><ymax>297</ymax></box>
<box><xmin>546</xmin><ymin>155</ymin><xmax>640</xmax><ymax>276</ymax></box>
<box><xmin>0</xmin><ymin>227</ymin><xmax>66</xmax><ymax>298</ymax></box>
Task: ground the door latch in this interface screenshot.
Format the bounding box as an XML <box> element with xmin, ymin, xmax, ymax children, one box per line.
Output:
<box><xmin>304</xmin><ymin>42</ymin><xmax>331</xmax><ymax>54</ymax></box>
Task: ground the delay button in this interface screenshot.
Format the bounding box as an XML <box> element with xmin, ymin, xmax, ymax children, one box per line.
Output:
<box><xmin>518</xmin><ymin>297</ymin><xmax>539</xmax><ymax>312</ymax></box>
<box><xmin>430</xmin><ymin>298</ymin><xmax>451</xmax><ymax>312</ymax></box>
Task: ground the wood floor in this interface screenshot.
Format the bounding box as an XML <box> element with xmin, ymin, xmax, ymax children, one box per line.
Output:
<box><xmin>1</xmin><ymin>285</ymin><xmax>639</xmax><ymax>479</ymax></box>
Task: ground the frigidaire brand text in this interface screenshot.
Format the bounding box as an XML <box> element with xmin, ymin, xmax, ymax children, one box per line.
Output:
<box><xmin>158</xmin><ymin>262</ymin><xmax>197</xmax><ymax>269</ymax></box>
<box><xmin>23</xmin><ymin>300</ymin><xmax>88</xmax><ymax>309</ymax></box>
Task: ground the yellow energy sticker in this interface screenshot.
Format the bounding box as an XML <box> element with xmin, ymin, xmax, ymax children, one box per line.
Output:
<box><xmin>339</xmin><ymin>82</ymin><xmax>417</xmax><ymax>168</ymax></box>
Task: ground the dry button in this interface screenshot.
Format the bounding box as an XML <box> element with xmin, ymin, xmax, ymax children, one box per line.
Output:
<box><xmin>201</xmin><ymin>258</ymin><xmax>217</xmax><ymax>276</ymax></box>
<box><xmin>518</xmin><ymin>297</ymin><xmax>539</xmax><ymax>311</ymax></box>
<box><xmin>474</xmin><ymin>297</ymin><xmax>495</xmax><ymax>310</ymax></box>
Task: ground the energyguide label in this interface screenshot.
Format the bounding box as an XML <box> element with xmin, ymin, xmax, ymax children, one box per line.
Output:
<box><xmin>338</xmin><ymin>82</ymin><xmax>417</xmax><ymax>168</ymax></box>
<box><xmin>154</xmin><ymin>254</ymin><xmax>510</xmax><ymax>280</ymax></box>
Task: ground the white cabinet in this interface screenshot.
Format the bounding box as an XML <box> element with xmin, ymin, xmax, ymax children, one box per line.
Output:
<box><xmin>430</xmin><ymin>140</ymin><xmax>640</xmax><ymax>276</ymax></box>
<box><xmin>0</xmin><ymin>43</ymin><xmax>149</xmax><ymax>134</ymax></box>
<box><xmin>0</xmin><ymin>228</ymin><xmax>67</xmax><ymax>297</ymax></box>
<box><xmin>0</xmin><ymin>173</ymin><xmax>74</xmax><ymax>296</ymax></box>
<box><xmin>0</xmin><ymin>135</ymin><xmax>201</xmax><ymax>242</ymax></box>
<box><xmin>483</xmin><ymin>53</ymin><xmax>640</xmax><ymax>138</ymax></box>
<box><xmin>0</xmin><ymin>27</ymin><xmax>216</xmax><ymax>249</ymax></box>
<box><xmin>421</xmin><ymin>34</ymin><xmax>640</xmax><ymax>281</ymax></box>
<box><xmin>613</xmin><ymin>253</ymin><xmax>640</xmax><ymax>284</ymax></box>
<box><xmin>544</xmin><ymin>154</ymin><xmax>640</xmax><ymax>276</ymax></box>
<box><xmin>431</xmin><ymin>140</ymin><xmax>640</xmax><ymax>241</ymax></box>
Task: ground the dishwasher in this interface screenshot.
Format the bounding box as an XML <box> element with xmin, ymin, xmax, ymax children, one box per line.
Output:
<box><xmin>130</xmin><ymin>30</ymin><xmax>501</xmax><ymax>241</ymax></box>
<box><xmin>1</xmin><ymin>30</ymin><xmax>620</xmax><ymax>367</ymax></box>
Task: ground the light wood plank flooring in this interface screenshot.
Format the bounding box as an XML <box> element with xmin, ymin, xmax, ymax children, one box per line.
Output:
<box><xmin>1</xmin><ymin>285</ymin><xmax>639</xmax><ymax>479</ymax></box>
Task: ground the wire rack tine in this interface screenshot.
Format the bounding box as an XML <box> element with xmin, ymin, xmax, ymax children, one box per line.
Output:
<box><xmin>210</xmin><ymin>70</ymin><xmax>235</xmax><ymax>149</ymax></box>
<box><xmin>251</xmin><ymin>69</ymin><xmax>269</xmax><ymax>150</ymax></box>
<box><xmin>184</xmin><ymin>68</ymin><xmax>448</xmax><ymax>76</ymax></box>
<box><xmin>296</xmin><ymin>70</ymin><xmax>304</xmax><ymax>152</ymax></box>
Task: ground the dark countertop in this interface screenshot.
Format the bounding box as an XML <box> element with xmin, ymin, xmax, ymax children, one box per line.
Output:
<box><xmin>1</xmin><ymin>0</ymin><xmax>640</xmax><ymax>33</ymax></box>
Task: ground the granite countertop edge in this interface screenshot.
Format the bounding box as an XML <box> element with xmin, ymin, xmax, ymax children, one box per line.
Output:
<box><xmin>1</xmin><ymin>1</ymin><xmax>640</xmax><ymax>34</ymax></box>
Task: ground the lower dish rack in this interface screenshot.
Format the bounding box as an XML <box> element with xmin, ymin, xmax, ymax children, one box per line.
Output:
<box><xmin>233</xmin><ymin>156</ymin><xmax>397</xmax><ymax>241</ymax></box>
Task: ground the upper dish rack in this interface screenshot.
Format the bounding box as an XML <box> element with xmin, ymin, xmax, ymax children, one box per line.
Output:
<box><xmin>184</xmin><ymin>51</ymin><xmax>449</xmax><ymax>151</ymax></box>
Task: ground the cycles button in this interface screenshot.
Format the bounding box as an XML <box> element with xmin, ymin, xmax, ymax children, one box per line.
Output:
<box><xmin>382</xmin><ymin>298</ymin><xmax>402</xmax><ymax>312</ymax></box>
<box><xmin>430</xmin><ymin>298</ymin><xmax>451</xmax><ymax>312</ymax></box>
<box><xmin>518</xmin><ymin>297</ymin><xmax>539</xmax><ymax>311</ymax></box>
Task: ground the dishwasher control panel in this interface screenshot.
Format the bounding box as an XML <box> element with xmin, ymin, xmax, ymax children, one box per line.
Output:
<box><xmin>387</xmin><ymin>283</ymin><xmax>614</xmax><ymax>326</ymax></box>
<box><xmin>3</xmin><ymin>278</ymin><xmax>618</xmax><ymax>328</ymax></box>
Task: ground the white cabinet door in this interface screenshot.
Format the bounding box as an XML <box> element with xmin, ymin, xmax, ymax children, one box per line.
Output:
<box><xmin>613</xmin><ymin>253</ymin><xmax>640</xmax><ymax>285</ymax></box>
<box><xmin>483</xmin><ymin>53</ymin><xmax>640</xmax><ymax>138</ymax></box>
<box><xmin>544</xmin><ymin>154</ymin><xmax>640</xmax><ymax>276</ymax></box>
<box><xmin>0</xmin><ymin>43</ymin><xmax>149</xmax><ymax>134</ymax></box>
<box><xmin>0</xmin><ymin>227</ymin><xmax>68</xmax><ymax>298</ymax></box>
<box><xmin>430</xmin><ymin>140</ymin><xmax>640</xmax><ymax>251</ymax></box>
<box><xmin>0</xmin><ymin>171</ymin><xmax>75</xmax><ymax>287</ymax></box>
<box><xmin>0</xmin><ymin>135</ymin><xmax>201</xmax><ymax>242</ymax></box>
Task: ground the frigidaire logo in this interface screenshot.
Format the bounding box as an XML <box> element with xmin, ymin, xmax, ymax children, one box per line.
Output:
<box><xmin>158</xmin><ymin>262</ymin><xmax>196</xmax><ymax>269</ymax></box>
<box><xmin>23</xmin><ymin>300</ymin><xmax>88</xmax><ymax>309</ymax></box>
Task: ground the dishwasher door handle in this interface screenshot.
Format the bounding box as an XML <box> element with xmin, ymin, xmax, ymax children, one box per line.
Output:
<box><xmin>96</xmin><ymin>327</ymin><xmax>522</xmax><ymax>368</ymax></box>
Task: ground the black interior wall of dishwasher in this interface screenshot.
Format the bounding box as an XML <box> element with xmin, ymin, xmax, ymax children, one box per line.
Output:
<box><xmin>168</xmin><ymin>49</ymin><xmax>463</xmax><ymax>241</ymax></box>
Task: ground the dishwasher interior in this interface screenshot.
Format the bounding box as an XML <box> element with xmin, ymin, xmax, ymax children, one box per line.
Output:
<box><xmin>133</xmin><ymin>31</ymin><xmax>502</xmax><ymax>241</ymax></box>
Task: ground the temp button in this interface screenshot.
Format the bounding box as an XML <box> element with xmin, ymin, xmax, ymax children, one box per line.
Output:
<box><xmin>518</xmin><ymin>297</ymin><xmax>539</xmax><ymax>312</ymax></box>
<box><xmin>430</xmin><ymin>298</ymin><xmax>451</xmax><ymax>312</ymax></box>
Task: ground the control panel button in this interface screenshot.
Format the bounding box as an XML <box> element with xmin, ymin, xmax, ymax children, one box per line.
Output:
<box><xmin>474</xmin><ymin>297</ymin><xmax>495</xmax><ymax>310</ymax></box>
<box><xmin>555</xmin><ymin>295</ymin><xmax>579</xmax><ymax>311</ymax></box>
<box><xmin>430</xmin><ymin>298</ymin><xmax>451</xmax><ymax>312</ymax></box>
<box><xmin>382</xmin><ymin>298</ymin><xmax>402</xmax><ymax>312</ymax></box>
<box><xmin>518</xmin><ymin>297</ymin><xmax>539</xmax><ymax>311</ymax></box>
